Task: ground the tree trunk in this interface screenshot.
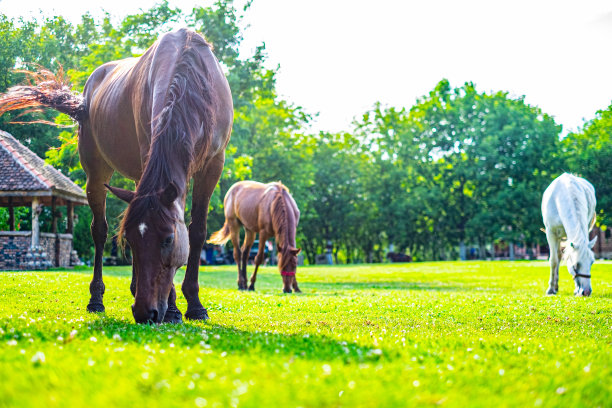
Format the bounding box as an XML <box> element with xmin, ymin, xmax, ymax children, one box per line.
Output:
<box><xmin>459</xmin><ymin>240</ymin><xmax>467</xmax><ymax>261</ymax></box>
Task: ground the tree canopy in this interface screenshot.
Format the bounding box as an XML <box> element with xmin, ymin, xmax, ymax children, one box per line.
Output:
<box><xmin>1</xmin><ymin>1</ymin><xmax>609</xmax><ymax>263</ymax></box>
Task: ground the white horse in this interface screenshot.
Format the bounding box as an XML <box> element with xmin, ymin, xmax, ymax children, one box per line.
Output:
<box><xmin>541</xmin><ymin>173</ymin><xmax>597</xmax><ymax>296</ymax></box>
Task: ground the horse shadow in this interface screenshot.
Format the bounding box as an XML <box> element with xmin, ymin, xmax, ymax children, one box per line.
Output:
<box><xmin>84</xmin><ymin>317</ymin><xmax>392</xmax><ymax>363</ymax></box>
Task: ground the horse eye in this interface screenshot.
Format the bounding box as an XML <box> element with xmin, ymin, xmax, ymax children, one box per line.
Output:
<box><xmin>162</xmin><ymin>234</ymin><xmax>174</xmax><ymax>247</ymax></box>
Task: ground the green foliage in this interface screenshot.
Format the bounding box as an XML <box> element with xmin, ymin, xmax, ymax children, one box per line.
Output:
<box><xmin>0</xmin><ymin>262</ymin><xmax>611</xmax><ymax>407</ymax></box>
<box><xmin>563</xmin><ymin>102</ymin><xmax>612</xmax><ymax>226</ymax></box>
<box><xmin>1</xmin><ymin>3</ymin><xmax>611</xmax><ymax>263</ymax></box>
<box><xmin>354</xmin><ymin>81</ymin><xmax>564</xmax><ymax>259</ymax></box>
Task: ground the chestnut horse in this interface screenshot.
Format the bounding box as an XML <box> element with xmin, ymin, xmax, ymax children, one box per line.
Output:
<box><xmin>0</xmin><ymin>29</ymin><xmax>233</xmax><ymax>323</ymax></box>
<box><xmin>209</xmin><ymin>181</ymin><xmax>301</xmax><ymax>293</ymax></box>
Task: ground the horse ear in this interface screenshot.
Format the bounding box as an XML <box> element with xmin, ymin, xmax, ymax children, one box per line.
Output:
<box><xmin>160</xmin><ymin>182</ymin><xmax>179</xmax><ymax>206</ymax></box>
<box><xmin>290</xmin><ymin>247</ymin><xmax>302</xmax><ymax>256</ymax></box>
<box><xmin>105</xmin><ymin>184</ymin><xmax>135</xmax><ymax>203</ymax></box>
<box><xmin>277</xmin><ymin>243</ymin><xmax>283</xmax><ymax>253</ymax></box>
<box><xmin>589</xmin><ymin>236</ymin><xmax>598</xmax><ymax>249</ymax></box>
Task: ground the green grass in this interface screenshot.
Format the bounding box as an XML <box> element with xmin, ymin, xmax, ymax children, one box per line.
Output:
<box><xmin>0</xmin><ymin>261</ymin><xmax>611</xmax><ymax>408</ymax></box>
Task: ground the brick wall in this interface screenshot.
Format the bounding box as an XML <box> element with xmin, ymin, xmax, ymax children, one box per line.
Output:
<box><xmin>592</xmin><ymin>227</ymin><xmax>612</xmax><ymax>259</ymax></box>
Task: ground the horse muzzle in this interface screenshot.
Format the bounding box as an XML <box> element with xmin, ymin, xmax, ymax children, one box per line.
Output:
<box><xmin>132</xmin><ymin>302</ymin><xmax>167</xmax><ymax>324</ymax></box>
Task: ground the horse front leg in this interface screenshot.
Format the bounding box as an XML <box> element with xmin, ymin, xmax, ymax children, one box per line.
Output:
<box><xmin>546</xmin><ymin>235</ymin><xmax>560</xmax><ymax>295</ymax></box>
<box><xmin>182</xmin><ymin>154</ymin><xmax>225</xmax><ymax>320</ymax></box>
<box><xmin>163</xmin><ymin>284</ymin><xmax>183</xmax><ymax>323</ymax></box>
<box><xmin>248</xmin><ymin>232</ymin><xmax>269</xmax><ymax>291</ymax></box>
<box><xmin>291</xmin><ymin>276</ymin><xmax>302</xmax><ymax>293</ymax></box>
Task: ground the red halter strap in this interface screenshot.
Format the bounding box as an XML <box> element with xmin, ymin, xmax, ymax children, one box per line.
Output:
<box><xmin>280</xmin><ymin>271</ymin><xmax>296</xmax><ymax>276</ymax></box>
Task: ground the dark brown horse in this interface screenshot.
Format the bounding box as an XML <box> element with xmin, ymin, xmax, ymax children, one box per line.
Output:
<box><xmin>209</xmin><ymin>181</ymin><xmax>301</xmax><ymax>293</ymax></box>
<box><xmin>0</xmin><ymin>29</ymin><xmax>233</xmax><ymax>323</ymax></box>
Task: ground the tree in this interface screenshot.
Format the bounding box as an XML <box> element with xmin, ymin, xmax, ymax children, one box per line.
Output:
<box><xmin>563</xmin><ymin>102</ymin><xmax>612</xmax><ymax>226</ymax></box>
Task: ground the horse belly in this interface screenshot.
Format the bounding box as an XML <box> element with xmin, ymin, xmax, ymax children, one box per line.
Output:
<box><xmin>89</xmin><ymin>90</ymin><xmax>144</xmax><ymax>181</ymax></box>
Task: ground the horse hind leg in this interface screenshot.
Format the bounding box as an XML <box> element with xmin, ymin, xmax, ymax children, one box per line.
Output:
<box><xmin>239</xmin><ymin>230</ymin><xmax>256</xmax><ymax>290</ymax></box>
<box><xmin>84</xmin><ymin>169</ymin><xmax>113</xmax><ymax>313</ymax></box>
<box><xmin>546</xmin><ymin>234</ymin><xmax>561</xmax><ymax>295</ymax></box>
<box><xmin>248</xmin><ymin>232</ymin><xmax>269</xmax><ymax>291</ymax></box>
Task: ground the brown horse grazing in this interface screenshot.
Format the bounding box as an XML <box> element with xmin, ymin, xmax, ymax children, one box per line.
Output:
<box><xmin>0</xmin><ymin>29</ymin><xmax>233</xmax><ymax>323</ymax></box>
<box><xmin>209</xmin><ymin>181</ymin><xmax>301</xmax><ymax>293</ymax></box>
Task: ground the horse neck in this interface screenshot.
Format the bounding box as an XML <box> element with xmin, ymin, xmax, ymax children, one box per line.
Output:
<box><xmin>555</xmin><ymin>183</ymin><xmax>588</xmax><ymax>247</ymax></box>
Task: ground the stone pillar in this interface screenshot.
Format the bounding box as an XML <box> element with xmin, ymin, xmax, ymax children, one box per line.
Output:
<box><xmin>52</xmin><ymin>197</ymin><xmax>60</xmax><ymax>267</ymax></box>
<box><xmin>31</xmin><ymin>197</ymin><xmax>41</xmax><ymax>249</ymax></box>
<box><xmin>509</xmin><ymin>241</ymin><xmax>515</xmax><ymax>261</ymax></box>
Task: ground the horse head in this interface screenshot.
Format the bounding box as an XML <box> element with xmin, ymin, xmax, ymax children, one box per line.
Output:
<box><xmin>107</xmin><ymin>182</ymin><xmax>189</xmax><ymax>323</ymax></box>
<box><xmin>566</xmin><ymin>237</ymin><xmax>597</xmax><ymax>297</ymax></box>
<box><xmin>278</xmin><ymin>244</ymin><xmax>301</xmax><ymax>289</ymax></box>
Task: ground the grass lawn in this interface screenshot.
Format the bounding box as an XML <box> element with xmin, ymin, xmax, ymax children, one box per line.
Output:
<box><xmin>0</xmin><ymin>261</ymin><xmax>610</xmax><ymax>408</ymax></box>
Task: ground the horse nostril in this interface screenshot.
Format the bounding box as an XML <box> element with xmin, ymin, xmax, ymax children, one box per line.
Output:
<box><xmin>149</xmin><ymin>309</ymin><xmax>159</xmax><ymax>323</ymax></box>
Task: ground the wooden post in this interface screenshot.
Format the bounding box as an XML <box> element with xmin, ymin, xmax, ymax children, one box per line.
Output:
<box><xmin>8</xmin><ymin>197</ymin><xmax>14</xmax><ymax>231</ymax></box>
<box><xmin>66</xmin><ymin>200</ymin><xmax>74</xmax><ymax>267</ymax></box>
<box><xmin>67</xmin><ymin>201</ymin><xmax>74</xmax><ymax>234</ymax></box>
<box><xmin>52</xmin><ymin>196</ymin><xmax>60</xmax><ymax>267</ymax></box>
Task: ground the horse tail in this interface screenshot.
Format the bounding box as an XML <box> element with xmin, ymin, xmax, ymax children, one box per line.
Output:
<box><xmin>0</xmin><ymin>66</ymin><xmax>87</xmax><ymax>123</ymax></box>
<box><xmin>208</xmin><ymin>222</ymin><xmax>231</xmax><ymax>245</ymax></box>
<box><xmin>140</xmin><ymin>30</ymin><xmax>217</xmax><ymax>193</ymax></box>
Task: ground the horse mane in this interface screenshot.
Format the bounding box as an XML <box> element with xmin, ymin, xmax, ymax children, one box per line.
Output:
<box><xmin>270</xmin><ymin>183</ymin><xmax>297</xmax><ymax>271</ymax></box>
<box><xmin>120</xmin><ymin>30</ymin><xmax>217</xmax><ymax>236</ymax></box>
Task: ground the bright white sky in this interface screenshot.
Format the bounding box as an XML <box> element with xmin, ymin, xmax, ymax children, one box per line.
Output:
<box><xmin>2</xmin><ymin>0</ymin><xmax>612</xmax><ymax>134</ymax></box>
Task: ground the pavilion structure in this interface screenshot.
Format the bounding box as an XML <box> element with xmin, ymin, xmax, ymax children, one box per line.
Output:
<box><xmin>0</xmin><ymin>130</ymin><xmax>87</xmax><ymax>270</ymax></box>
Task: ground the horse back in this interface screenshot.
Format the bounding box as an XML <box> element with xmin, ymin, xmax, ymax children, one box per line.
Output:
<box><xmin>542</xmin><ymin>173</ymin><xmax>596</xmax><ymax>239</ymax></box>
<box><xmin>80</xmin><ymin>28</ymin><xmax>233</xmax><ymax>182</ymax></box>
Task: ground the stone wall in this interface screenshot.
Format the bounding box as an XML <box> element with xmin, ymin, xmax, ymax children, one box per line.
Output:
<box><xmin>0</xmin><ymin>231</ymin><xmax>30</xmax><ymax>270</ymax></box>
<box><xmin>0</xmin><ymin>231</ymin><xmax>74</xmax><ymax>270</ymax></box>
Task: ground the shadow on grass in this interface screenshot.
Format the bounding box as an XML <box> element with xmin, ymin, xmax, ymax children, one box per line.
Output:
<box><xmin>299</xmin><ymin>281</ymin><xmax>463</xmax><ymax>292</ymax></box>
<box><xmin>84</xmin><ymin>316</ymin><xmax>391</xmax><ymax>363</ymax></box>
<box><xmin>69</xmin><ymin>267</ymin><xmax>467</xmax><ymax>293</ymax></box>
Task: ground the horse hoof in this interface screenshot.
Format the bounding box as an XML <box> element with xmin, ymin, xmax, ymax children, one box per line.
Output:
<box><xmin>545</xmin><ymin>288</ymin><xmax>557</xmax><ymax>296</ymax></box>
<box><xmin>247</xmin><ymin>285</ymin><xmax>255</xmax><ymax>291</ymax></box>
<box><xmin>294</xmin><ymin>288</ymin><xmax>302</xmax><ymax>293</ymax></box>
<box><xmin>185</xmin><ymin>308</ymin><xmax>209</xmax><ymax>321</ymax></box>
<box><xmin>163</xmin><ymin>308</ymin><xmax>183</xmax><ymax>324</ymax></box>
<box><xmin>283</xmin><ymin>288</ymin><xmax>292</xmax><ymax>294</ymax></box>
<box><xmin>86</xmin><ymin>303</ymin><xmax>105</xmax><ymax>313</ymax></box>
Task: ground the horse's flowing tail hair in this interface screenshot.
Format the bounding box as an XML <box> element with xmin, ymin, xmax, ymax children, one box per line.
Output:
<box><xmin>208</xmin><ymin>222</ymin><xmax>231</xmax><ymax>245</ymax></box>
<box><xmin>0</xmin><ymin>66</ymin><xmax>87</xmax><ymax>123</ymax></box>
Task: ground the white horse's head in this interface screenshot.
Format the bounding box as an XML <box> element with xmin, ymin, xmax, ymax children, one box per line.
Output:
<box><xmin>566</xmin><ymin>237</ymin><xmax>597</xmax><ymax>296</ymax></box>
